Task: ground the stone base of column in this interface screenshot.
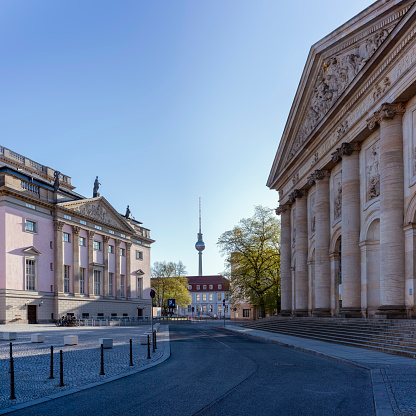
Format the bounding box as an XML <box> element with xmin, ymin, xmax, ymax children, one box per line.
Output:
<box><xmin>338</xmin><ymin>307</ymin><xmax>363</xmax><ymax>318</ymax></box>
<box><xmin>376</xmin><ymin>305</ymin><xmax>407</xmax><ymax>319</ymax></box>
<box><xmin>312</xmin><ymin>308</ymin><xmax>331</xmax><ymax>317</ymax></box>
<box><xmin>292</xmin><ymin>309</ymin><xmax>308</xmax><ymax>317</ymax></box>
<box><xmin>279</xmin><ymin>310</ymin><xmax>292</xmax><ymax>317</ymax></box>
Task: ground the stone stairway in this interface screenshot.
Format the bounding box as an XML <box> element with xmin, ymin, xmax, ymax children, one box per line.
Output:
<box><xmin>242</xmin><ymin>317</ymin><xmax>416</xmax><ymax>358</ymax></box>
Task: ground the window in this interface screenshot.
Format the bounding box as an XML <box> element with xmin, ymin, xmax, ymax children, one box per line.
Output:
<box><xmin>188</xmin><ymin>285</ymin><xmax>192</xmax><ymax>290</ymax></box>
<box><xmin>93</xmin><ymin>241</ymin><xmax>101</xmax><ymax>251</ymax></box>
<box><xmin>79</xmin><ymin>237</ymin><xmax>86</xmax><ymax>246</ymax></box>
<box><xmin>109</xmin><ymin>272</ymin><xmax>114</xmax><ymax>296</ymax></box>
<box><xmin>25</xmin><ymin>219</ymin><xmax>36</xmax><ymax>233</ymax></box>
<box><xmin>80</xmin><ymin>220</ymin><xmax>87</xmax><ymax>225</ymax></box>
<box><xmin>120</xmin><ymin>274</ymin><xmax>125</xmax><ymax>297</ymax></box>
<box><xmin>98</xmin><ymin>313</ymin><xmax>104</xmax><ymax>317</ymax></box>
<box><xmin>203</xmin><ymin>294</ymin><xmax>207</xmax><ymax>301</ymax></box>
<box><xmin>209</xmin><ymin>293</ymin><xmax>213</xmax><ymax>301</ymax></box>
<box><xmin>137</xmin><ymin>277</ymin><xmax>142</xmax><ymax>298</ymax></box>
<box><xmin>218</xmin><ymin>293</ymin><xmax>222</xmax><ymax>301</ymax></box>
<box><xmin>120</xmin><ymin>234</ymin><xmax>126</xmax><ymax>238</ymax></box>
<box><xmin>108</xmin><ymin>245</ymin><xmax>114</xmax><ymax>253</ymax></box>
<box><xmin>95</xmin><ymin>225</ymin><xmax>102</xmax><ymax>230</ymax></box>
<box><xmin>225</xmin><ymin>305</ymin><xmax>229</xmax><ymax>312</ymax></box>
<box><xmin>50</xmin><ymin>263</ymin><xmax>53</xmax><ymax>271</ymax></box>
<box><xmin>64</xmin><ymin>265</ymin><xmax>70</xmax><ymax>293</ymax></box>
<box><xmin>26</xmin><ymin>259</ymin><xmax>36</xmax><ymax>290</ymax></box>
<box><xmin>203</xmin><ymin>285</ymin><xmax>207</xmax><ymax>290</ymax></box>
<box><xmin>120</xmin><ymin>248</ymin><xmax>125</xmax><ymax>256</ymax></box>
<box><xmin>136</xmin><ymin>251</ymin><xmax>143</xmax><ymax>260</ymax></box>
<box><xmin>218</xmin><ymin>284</ymin><xmax>222</xmax><ymax>289</ymax></box>
<box><xmin>188</xmin><ymin>305</ymin><xmax>192</xmax><ymax>312</ymax></box>
<box><xmin>26</xmin><ymin>203</ymin><xmax>36</xmax><ymax>210</ymax></box>
<box><xmin>80</xmin><ymin>268</ymin><xmax>85</xmax><ymax>294</ymax></box>
<box><xmin>196</xmin><ymin>285</ymin><xmax>200</xmax><ymax>290</ymax></box>
<box><xmin>111</xmin><ymin>313</ymin><xmax>117</xmax><ymax>317</ymax></box>
<box><xmin>209</xmin><ymin>305</ymin><xmax>213</xmax><ymax>312</ymax></box>
<box><xmin>202</xmin><ymin>305</ymin><xmax>207</xmax><ymax>312</ymax></box>
<box><xmin>209</xmin><ymin>285</ymin><xmax>213</xmax><ymax>290</ymax></box>
<box><xmin>63</xmin><ymin>233</ymin><xmax>70</xmax><ymax>243</ymax></box>
<box><xmin>196</xmin><ymin>294</ymin><xmax>200</xmax><ymax>302</ymax></box>
<box><xmin>82</xmin><ymin>313</ymin><xmax>89</xmax><ymax>318</ymax></box>
<box><xmin>64</xmin><ymin>215</ymin><xmax>72</xmax><ymax>220</ymax></box>
<box><xmin>50</xmin><ymin>241</ymin><xmax>53</xmax><ymax>249</ymax></box>
<box><xmin>109</xmin><ymin>230</ymin><xmax>115</xmax><ymax>235</ymax></box>
<box><xmin>218</xmin><ymin>305</ymin><xmax>222</xmax><ymax>314</ymax></box>
<box><xmin>94</xmin><ymin>270</ymin><xmax>101</xmax><ymax>295</ymax></box>
<box><xmin>243</xmin><ymin>309</ymin><xmax>250</xmax><ymax>318</ymax></box>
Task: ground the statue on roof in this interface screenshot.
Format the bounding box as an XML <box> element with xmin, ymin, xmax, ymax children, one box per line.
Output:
<box><xmin>125</xmin><ymin>205</ymin><xmax>131</xmax><ymax>219</ymax></box>
<box><xmin>93</xmin><ymin>176</ymin><xmax>101</xmax><ymax>198</ymax></box>
<box><xmin>53</xmin><ymin>171</ymin><xmax>60</xmax><ymax>192</ymax></box>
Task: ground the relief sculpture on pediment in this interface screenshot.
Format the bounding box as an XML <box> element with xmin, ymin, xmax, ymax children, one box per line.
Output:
<box><xmin>288</xmin><ymin>28</ymin><xmax>392</xmax><ymax>160</ymax></box>
<box><xmin>74</xmin><ymin>203</ymin><xmax>117</xmax><ymax>227</ymax></box>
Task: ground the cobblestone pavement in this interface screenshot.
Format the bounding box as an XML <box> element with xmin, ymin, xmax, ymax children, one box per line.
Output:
<box><xmin>0</xmin><ymin>324</ymin><xmax>168</xmax><ymax>410</ymax></box>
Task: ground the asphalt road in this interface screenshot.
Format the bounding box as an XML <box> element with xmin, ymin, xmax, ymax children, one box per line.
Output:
<box><xmin>10</xmin><ymin>324</ymin><xmax>375</xmax><ymax>416</ymax></box>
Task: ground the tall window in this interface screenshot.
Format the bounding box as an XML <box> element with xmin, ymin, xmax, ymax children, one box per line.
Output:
<box><xmin>26</xmin><ymin>259</ymin><xmax>36</xmax><ymax>290</ymax></box>
<box><xmin>63</xmin><ymin>233</ymin><xmax>70</xmax><ymax>243</ymax></box>
<box><xmin>79</xmin><ymin>237</ymin><xmax>86</xmax><ymax>246</ymax></box>
<box><xmin>93</xmin><ymin>241</ymin><xmax>101</xmax><ymax>251</ymax></box>
<box><xmin>120</xmin><ymin>248</ymin><xmax>125</xmax><ymax>256</ymax></box>
<box><xmin>64</xmin><ymin>265</ymin><xmax>70</xmax><ymax>293</ymax></box>
<box><xmin>209</xmin><ymin>293</ymin><xmax>213</xmax><ymax>301</ymax></box>
<box><xmin>137</xmin><ymin>277</ymin><xmax>142</xmax><ymax>298</ymax></box>
<box><xmin>80</xmin><ymin>268</ymin><xmax>85</xmax><ymax>294</ymax></box>
<box><xmin>120</xmin><ymin>274</ymin><xmax>125</xmax><ymax>297</ymax></box>
<box><xmin>243</xmin><ymin>309</ymin><xmax>250</xmax><ymax>318</ymax></box>
<box><xmin>94</xmin><ymin>270</ymin><xmax>101</xmax><ymax>295</ymax></box>
<box><xmin>218</xmin><ymin>293</ymin><xmax>221</xmax><ymax>301</ymax></box>
<box><xmin>109</xmin><ymin>272</ymin><xmax>114</xmax><ymax>296</ymax></box>
<box><xmin>108</xmin><ymin>245</ymin><xmax>114</xmax><ymax>253</ymax></box>
<box><xmin>202</xmin><ymin>294</ymin><xmax>207</xmax><ymax>301</ymax></box>
<box><xmin>196</xmin><ymin>294</ymin><xmax>200</xmax><ymax>302</ymax></box>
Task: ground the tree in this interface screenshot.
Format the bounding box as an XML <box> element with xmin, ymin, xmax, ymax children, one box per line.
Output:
<box><xmin>217</xmin><ymin>206</ymin><xmax>281</xmax><ymax>318</ymax></box>
<box><xmin>151</xmin><ymin>261</ymin><xmax>191</xmax><ymax>315</ymax></box>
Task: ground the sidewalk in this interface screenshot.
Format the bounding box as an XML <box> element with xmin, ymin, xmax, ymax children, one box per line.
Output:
<box><xmin>0</xmin><ymin>324</ymin><xmax>170</xmax><ymax>414</ymax></box>
<box><xmin>224</xmin><ymin>325</ymin><xmax>416</xmax><ymax>416</ymax></box>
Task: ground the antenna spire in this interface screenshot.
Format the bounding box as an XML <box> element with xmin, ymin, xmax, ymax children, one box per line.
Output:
<box><xmin>195</xmin><ymin>197</ymin><xmax>205</xmax><ymax>276</ymax></box>
<box><xmin>199</xmin><ymin>197</ymin><xmax>202</xmax><ymax>233</ymax></box>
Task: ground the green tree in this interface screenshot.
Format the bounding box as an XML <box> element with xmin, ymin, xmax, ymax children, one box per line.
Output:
<box><xmin>217</xmin><ymin>206</ymin><xmax>281</xmax><ymax>318</ymax></box>
<box><xmin>151</xmin><ymin>261</ymin><xmax>191</xmax><ymax>315</ymax></box>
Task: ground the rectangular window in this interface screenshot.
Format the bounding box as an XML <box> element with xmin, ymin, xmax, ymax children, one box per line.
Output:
<box><xmin>80</xmin><ymin>220</ymin><xmax>87</xmax><ymax>225</ymax></box>
<box><xmin>137</xmin><ymin>277</ymin><xmax>142</xmax><ymax>298</ymax></box>
<box><xmin>120</xmin><ymin>274</ymin><xmax>125</xmax><ymax>297</ymax></box>
<box><xmin>209</xmin><ymin>293</ymin><xmax>213</xmax><ymax>301</ymax></box>
<box><xmin>26</xmin><ymin>259</ymin><xmax>36</xmax><ymax>290</ymax></box>
<box><xmin>63</xmin><ymin>233</ymin><xmax>70</xmax><ymax>243</ymax></box>
<box><xmin>218</xmin><ymin>293</ymin><xmax>222</xmax><ymax>301</ymax></box>
<box><xmin>95</xmin><ymin>225</ymin><xmax>102</xmax><ymax>230</ymax></box>
<box><xmin>243</xmin><ymin>309</ymin><xmax>250</xmax><ymax>318</ymax></box>
<box><xmin>188</xmin><ymin>285</ymin><xmax>192</xmax><ymax>290</ymax></box>
<box><xmin>136</xmin><ymin>251</ymin><xmax>143</xmax><ymax>260</ymax></box>
<box><xmin>80</xmin><ymin>268</ymin><xmax>85</xmax><ymax>294</ymax></box>
<box><xmin>225</xmin><ymin>305</ymin><xmax>229</xmax><ymax>312</ymax></box>
<box><xmin>82</xmin><ymin>313</ymin><xmax>89</xmax><ymax>318</ymax></box>
<box><xmin>120</xmin><ymin>248</ymin><xmax>125</xmax><ymax>256</ymax></box>
<box><xmin>196</xmin><ymin>285</ymin><xmax>200</xmax><ymax>290</ymax></box>
<box><xmin>108</xmin><ymin>245</ymin><xmax>114</xmax><ymax>253</ymax></box>
<box><xmin>50</xmin><ymin>241</ymin><xmax>53</xmax><ymax>249</ymax></box>
<box><xmin>64</xmin><ymin>215</ymin><xmax>72</xmax><ymax>220</ymax></box>
<box><xmin>109</xmin><ymin>230</ymin><xmax>115</xmax><ymax>235</ymax></box>
<box><xmin>25</xmin><ymin>219</ymin><xmax>36</xmax><ymax>233</ymax></box>
<box><xmin>50</xmin><ymin>263</ymin><xmax>53</xmax><ymax>271</ymax></box>
<box><xmin>203</xmin><ymin>285</ymin><xmax>207</xmax><ymax>290</ymax></box>
<box><xmin>64</xmin><ymin>265</ymin><xmax>70</xmax><ymax>293</ymax></box>
<box><xmin>218</xmin><ymin>305</ymin><xmax>222</xmax><ymax>314</ymax></box>
<box><xmin>109</xmin><ymin>272</ymin><xmax>114</xmax><ymax>296</ymax></box>
<box><xmin>202</xmin><ymin>305</ymin><xmax>207</xmax><ymax>312</ymax></box>
<box><xmin>120</xmin><ymin>234</ymin><xmax>126</xmax><ymax>238</ymax></box>
<box><xmin>209</xmin><ymin>285</ymin><xmax>213</xmax><ymax>290</ymax></box>
<box><xmin>218</xmin><ymin>284</ymin><xmax>222</xmax><ymax>289</ymax></box>
<box><xmin>196</xmin><ymin>294</ymin><xmax>200</xmax><ymax>302</ymax></box>
<box><xmin>203</xmin><ymin>294</ymin><xmax>207</xmax><ymax>301</ymax></box>
<box><xmin>209</xmin><ymin>305</ymin><xmax>213</xmax><ymax>312</ymax></box>
<box><xmin>93</xmin><ymin>241</ymin><xmax>102</xmax><ymax>251</ymax></box>
<box><xmin>94</xmin><ymin>270</ymin><xmax>101</xmax><ymax>295</ymax></box>
<box><xmin>79</xmin><ymin>237</ymin><xmax>86</xmax><ymax>246</ymax></box>
<box><xmin>111</xmin><ymin>313</ymin><xmax>117</xmax><ymax>317</ymax></box>
<box><xmin>25</xmin><ymin>203</ymin><xmax>36</xmax><ymax>210</ymax></box>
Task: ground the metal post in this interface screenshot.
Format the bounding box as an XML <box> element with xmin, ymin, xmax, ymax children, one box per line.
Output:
<box><xmin>224</xmin><ymin>308</ymin><xmax>225</xmax><ymax>328</ymax></box>
<box><xmin>152</xmin><ymin>331</ymin><xmax>155</xmax><ymax>353</ymax></box>
<box><xmin>9</xmin><ymin>342</ymin><xmax>16</xmax><ymax>400</ymax></box>
<box><xmin>154</xmin><ymin>330</ymin><xmax>157</xmax><ymax>349</ymax></box>
<box><xmin>48</xmin><ymin>346</ymin><xmax>54</xmax><ymax>379</ymax></box>
<box><xmin>129</xmin><ymin>339</ymin><xmax>133</xmax><ymax>366</ymax></box>
<box><xmin>151</xmin><ymin>303</ymin><xmax>153</xmax><ymax>348</ymax></box>
<box><xmin>59</xmin><ymin>350</ymin><xmax>64</xmax><ymax>387</ymax></box>
<box><xmin>100</xmin><ymin>344</ymin><xmax>105</xmax><ymax>375</ymax></box>
<box><xmin>147</xmin><ymin>335</ymin><xmax>151</xmax><ymax>359</ymax></box>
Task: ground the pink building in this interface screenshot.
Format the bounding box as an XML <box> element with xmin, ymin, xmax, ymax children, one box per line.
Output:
<box><xmin>0</xmin><ymin>146</ymin><xmax>154</xmax><ymax>324</ymax></box>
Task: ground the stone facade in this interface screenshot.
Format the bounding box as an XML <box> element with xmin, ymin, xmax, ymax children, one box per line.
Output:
<box><xmin>267</xmin><ymin>0</ymin><xmax>416</xmax><ymax>318</ymax></box>
<box><xmin>0</xmin><ymin>146</ymin><xmax>154</xmax><ymax>323</ymax></box>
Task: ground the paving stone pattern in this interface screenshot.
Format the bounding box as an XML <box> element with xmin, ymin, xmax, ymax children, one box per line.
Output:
<box><xmin>0</xmin><ymin>324</ymin><xmax>165</xmax><ymax>410</ymax></box>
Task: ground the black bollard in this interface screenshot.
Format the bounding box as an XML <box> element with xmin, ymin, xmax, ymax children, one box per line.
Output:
<box><xmin>48</xmin><ymin>346</ymin><xmax>54</xmax><ymax>379</ymax></box>
<box><xmin>9</xmin><ymin>342</ymin><xmax>16</xmax><ymax>400</ymax></box>
<box><xmin>147</xmin><ymin>335</ymin><xmax>150</xmax><ymax>359</ymax></box>
<box><xmin>100</xmin><ymin>344</ymin><xmax>105</xmax><ymax>375</ymax></box>
<box><xmin>59</xmin><ymin>350</ymin><xmax>64</xmax><ymax>387</ymax></box>
<box><xmin>152</xmin><ymin>331</ymin><xmax>155</xmax><ymax>353</ymax></box>
<box><xmin>129</xmin><ymin>339</ymin><xmax>133</xmax><ymax>366</ymax></box>
<box><xmin>154</xmin><ymin>330</ymin><xmax>157</xmax><ymax>350</ymax></box>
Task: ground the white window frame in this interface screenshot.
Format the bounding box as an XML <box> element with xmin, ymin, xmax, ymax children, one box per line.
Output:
<box><xmin>25</xmin><ymin>257</ymin><xmax>37</xmax><ymax>291</ymax></box>
<box><xmin>209</xmin><ymin>293</ymin><xmax>213</xmax><ymax>301</ymax></box>
<box><xmin>188</xmin><ymin>285</ymin><xmax>192</xmax><ymax>290</ymax></box>
<box><xmin>218</xmin><ymin>293</ymin><xmax>222</xmax><ymax>301</ymax></box>
<box><xmin>203</xmin><ymin>294</ymin><xmax>207</xmax><ymax>301</ymax></box>
<box><xmin>25</xmin><ymin>219</ymin><xmax>37</xmax><ymax>233</ymax></box>
<box><xmin>196</xmin><ymin>294</ymin><xmax>200</xmax><ymax>302</ymax></box>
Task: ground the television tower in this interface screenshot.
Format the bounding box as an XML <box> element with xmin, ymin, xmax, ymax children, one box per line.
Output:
<box><xmin>195</xmin><ymin>198</ymin><xmax>205</xmax><ymax>276</ymax></box>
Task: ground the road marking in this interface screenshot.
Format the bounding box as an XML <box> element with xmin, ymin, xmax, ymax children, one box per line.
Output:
<box><xmin>194</xmin><ymin>328</ymin><xmax>232</xmax><ymax>349</ymax></box>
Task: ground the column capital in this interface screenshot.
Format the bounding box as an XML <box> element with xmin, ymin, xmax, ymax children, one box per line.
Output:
<box><xmin>103</xmin><ymin>236</ymin><xmax>110</xmax><ymax>243</ymax></box>
<box><xmin>72</xmin><ymin>225</ymin><xmax>81</xmax><ymax>235</ymax></box>
<box><xmin>310</xmin><ymin>169</ymin><xmax>331</xmax><ymax>185</ymax></box>
<box><xmin>332</xmin><ymin>142</ymin><xmax>360</xmax><ymax>162</ymax></box>
<box><xmin>54</xmin><ymin>220</ymin><xmax>65</xmax><ymax>232</ymax></box>
<box><xmin>367</xmin><ymin>102</ymin><xmax>406</xmax><ymax>130</ymax></box>
<box><xmin>115</xmin><ymin>239</ymin><xmax>121</xmax><ymax>247</ymax></box>
<box><xmin>288</xmin><ymin>189</ymin><xmax>305</xmax><ymax>203</ymax></box>
<box><xmin>276</xmin><ymin>205</ymin><xmax>289</xmax><ymax>215</ymax></box>
<box><xmin>126</xmin><ymin>242</ymin><xmax>132</xmax><ymax>250</ymax></box>
<box><xmin>88</xmin><ymin>230</ymin><xmax>95</xmax><ymax>240</ymax></box>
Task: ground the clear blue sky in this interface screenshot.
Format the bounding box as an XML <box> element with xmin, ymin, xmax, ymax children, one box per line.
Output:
<box><xmin>0</xmin><ymin>0</ymin><xmax>375</xmax><ymax>276</ymax></box>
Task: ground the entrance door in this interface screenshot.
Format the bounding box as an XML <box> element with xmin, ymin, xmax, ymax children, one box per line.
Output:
<box><xmin>137</xmin><ymin>308</ymin><xmax>143</xmax><ymax>317</ymax></box>
<box><xmin>338</xmin><ymin>241</ymin><xmax>342</xmax><ymax>309</ymax></box>
<box><xmin>27</xmin><ymin>305</ymin><xmax>37</xmax><ymax>324</ymax></box>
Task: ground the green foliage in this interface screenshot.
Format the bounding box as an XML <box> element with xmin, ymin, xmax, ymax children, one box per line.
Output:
<box><xmin>151</xmin><ymin>261</ymin><xmax>191</xmax><ymax>314</ymax></box>
<box><xmin>217</xmin><ymin>206</ymin><xmax>281</xmax><ymax>317</ymax></box>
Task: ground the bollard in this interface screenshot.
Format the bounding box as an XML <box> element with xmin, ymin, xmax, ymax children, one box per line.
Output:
<box><xmin>154</xmin><ymin>330</ymin><xmax>157</xmax><ymax>350</ymax></box>
<box><xmin>48</xmin><ymin>346</ymin><xmax>54</xmax><ymax>379</ymax></box>
<box><xmin>59</xmin><ymin>350</ymin><xmax>64</xmax><ymax>387</ymax></box>
<box><xmin>100</xmin><ymin>344</ymin><xmax>105</xmax><ymax>375</ymax></box>
<box><xmin>152</xmin><ymin>331</ymin><xmax>155</xmax><ymax>353</ymax></box>
<box><xmin>129</xmin><ymin>339</ymin><xmax>133</xmax><ymax>366</ymax></box>
<box><xmin>147</xmin><ymin>335</ymin><xmax>151</xmax><ymax>359</ymax></box>
<box><xmin>9</xmin><ymin>342</ymin><xmax>16</xmax><ymax>400</ymax></box>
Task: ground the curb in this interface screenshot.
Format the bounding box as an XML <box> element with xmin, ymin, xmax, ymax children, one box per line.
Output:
<box><xmin>221</xmin><ymin>326</ymin><xmax>394</xmax><ymax>416</ymax></box>
<box><xmin>0</xmin><ymin>326</ymin><xmax>171</xmax><ymax>415</ymax></box>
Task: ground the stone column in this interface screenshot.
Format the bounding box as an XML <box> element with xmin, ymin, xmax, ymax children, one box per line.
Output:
<box><xmin>126</xmin><ymin>242</ymin><xmax>132</xmax><ymax>299</ymax></box>
<box><xmin>276</xmin><ymin>205</ymin><xmax>291</xmax><ymax>315</ymax></box>
<box><xmin>369</xmin><ymin>103</ymin><xmax>406</xmax><ymax>316</ymax></box>
<box><xmin>115</xmin><ymin>239</ymin><xmax>121</xmax><ymax>298</ymax></box>
<box><xmin>311</xmin><ymin>170</ymin><xmax>331</xmax><ymax>315</ymax></box>
<box><xmin>103</xmin><ymin>236</ymin><xmax>110</xmax><ymax>298</ymax></box>
<box><xmin>333</xmin><ymin>142</ymin><xmax>361</xmax><ymax>316</ymax></box>
<box><xmin>88</xmin><ymin>231</ymin><xmax>95</xmax><ymax>297</ymax></box>
<box><xmin>292</xmin><ymin>189</ymin><xmax>308</xmax><ymax>316</ymax></box>
<box><xmin>53</xmin><ymin>220</ymin><xmax>65</xmax><ymax>318</ymax></box>
<box><xmin>72</xmin><ymin>226</ymin><xmax>81</xmax><ymax>295</ymax></box>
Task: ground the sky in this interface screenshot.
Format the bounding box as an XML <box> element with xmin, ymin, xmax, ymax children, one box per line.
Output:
<box><xmin>0</xmin><ymin>0</ymin><xmax>375</xmax><ymax>276</ymax></box>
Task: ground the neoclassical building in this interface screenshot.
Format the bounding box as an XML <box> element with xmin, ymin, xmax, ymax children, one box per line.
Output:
<box><xmin>0</xmin><ymin>146</ymin><xmax>154</xmax><ymax>324</ymax></box>
<box><xmin>268</xmin><ymin>0</ymin><xmax>416</xmax><ymax>319</ymax></box>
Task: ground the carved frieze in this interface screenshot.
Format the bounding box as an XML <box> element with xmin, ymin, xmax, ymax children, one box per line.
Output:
<box><xmin>366</xmin><ymin>143</ymin><xmax>380</xmax><ymax>201</ymax></box>
<box><xmin>291</xmin><ymin>173</ymin><xmax>299</xmax><ymax>186</ymax></box>
<box><xmin>73</xmin><ymin>202</ymin><xmax>118</xmax><ymax>227</ymax></box>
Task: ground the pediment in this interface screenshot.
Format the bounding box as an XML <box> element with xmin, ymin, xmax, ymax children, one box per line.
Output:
<box><xmin>267</xmin><ymin>0</ymin><xmax>414</xmax><ymax>190</ymax></box>
<box><xmin>136</xmin><ymin>269</ymin><xmax>145</xmax><ymax>275</ymax></box>
<box><xmin>58</xmin><ymin>197</ymin><xmax>135</xmax><ymax>234</ymax></box>
<box><xmin>23</xmin><ymin>246</ymin><xmax>41</xmax><ymax>255</ymax></box>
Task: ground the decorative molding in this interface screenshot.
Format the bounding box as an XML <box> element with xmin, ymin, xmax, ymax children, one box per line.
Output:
<box><xmin>103</xmin><ymin>236</ymin><xmax>110</xmax><ymax>243</ymax></box>
<box><xmin>88</xmin><ymin>230</ymin><xmax>95</xmax><ymax>240</ymax></box>
<box><xmin>377</xmin><ymin>102</ymin><xmax>406</xmax><ymax>120</ymax></box>
<box><xmin>22</xmin><ymin>246</ymin><xmax>41</xmax><ymax>255</ymax></box>
<box><xmin>313</xmin><ymin>169</ymin><xmax>331</xmax><ymax>181</ymax></box>
<box><xmin>72</xmin><ymin>226</ymin><xmax>81</xmax><ymax>235</ymax></box>
<box><xmin>54</xmin><ymin>221</ymin><xmax>65</xmax><ymax>232</ymax></box>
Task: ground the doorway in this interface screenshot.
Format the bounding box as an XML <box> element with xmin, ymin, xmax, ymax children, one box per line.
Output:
<box><xmin>27</xmin><ymin>305</ymin><xmax>37</xmax><ymax>324</ymax></box>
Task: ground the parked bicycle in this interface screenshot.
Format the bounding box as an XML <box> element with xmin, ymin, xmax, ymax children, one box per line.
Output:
<box><xmin>55</xmin><ymin>316</ymin><xmax>77</xmax><ymax>327</ymax></box>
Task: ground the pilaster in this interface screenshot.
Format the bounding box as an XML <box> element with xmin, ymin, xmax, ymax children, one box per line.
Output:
<box><xmin>88</xmin><ymin>231</ymin><xmax>94</xmax><ymax>297</ymax></box>
<box><xmin>115</xmin><ymin>239</ymin><xmax>121</xmax><ymax>298</ymax></box>
<box><xmin>126</xmin><ymin>242</ymin><xmax>132</xmax><ymax>298</ymax></box>
<box><xmin>72</xmin><ymin>226</ymin><xmax>81</xmax><ymax>295</ymax></box>
<box><xmin>103</xmin><ymin>236</ymin><xmax>110</xmax><ymax>298</ymax></box>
